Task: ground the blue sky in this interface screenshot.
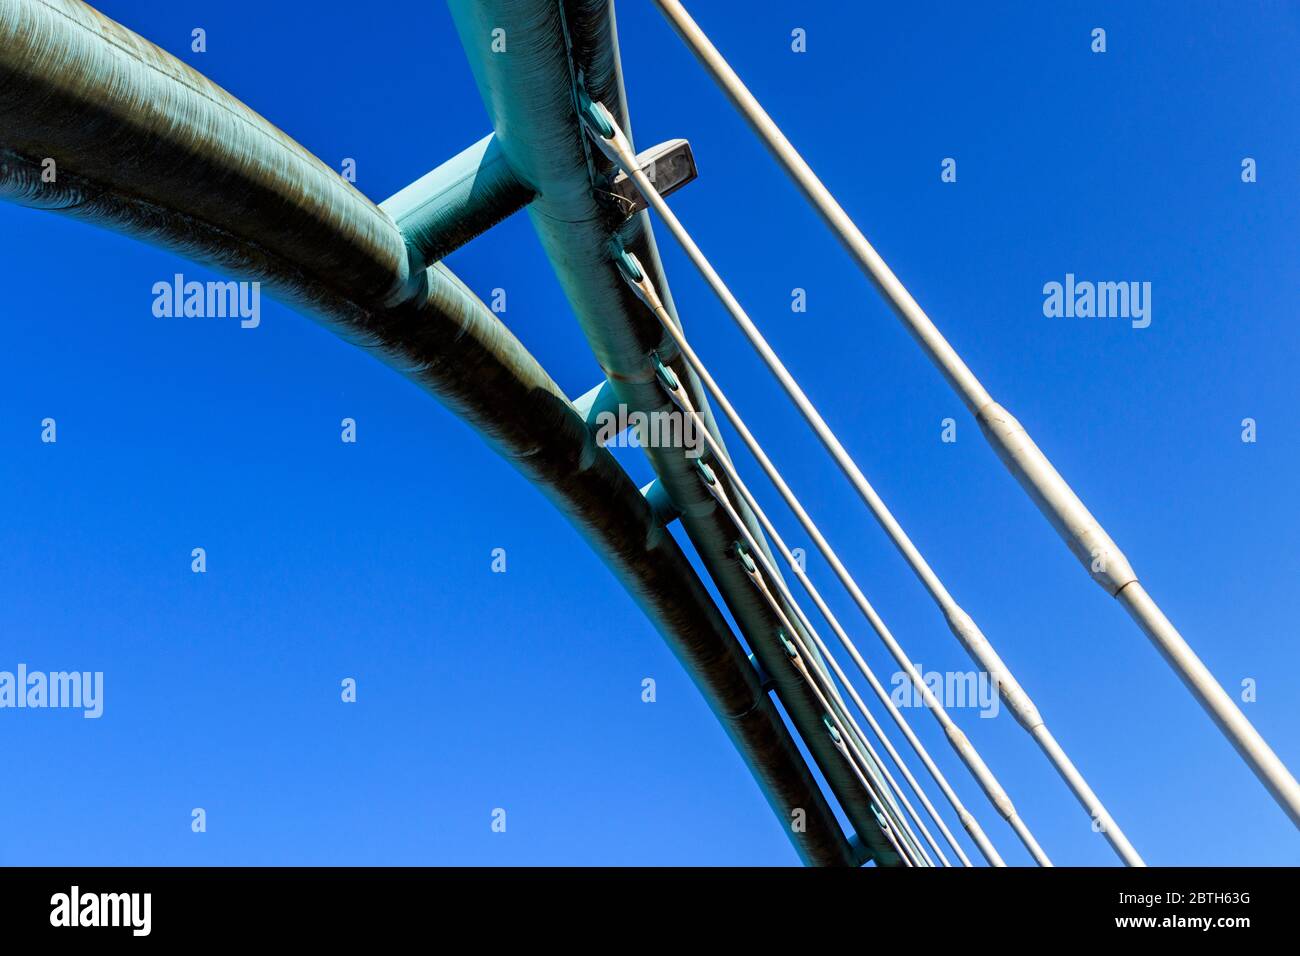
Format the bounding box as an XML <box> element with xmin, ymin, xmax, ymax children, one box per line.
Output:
<box><xmin>2</xmin><ymin>0</ymin><xmax>1298</xmax><ymax>866</ymax></box>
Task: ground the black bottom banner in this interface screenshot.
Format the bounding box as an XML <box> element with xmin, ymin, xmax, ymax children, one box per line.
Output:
<box><xmin>0</xmin><ymin>865</ymin><xmax>1288</xmax><ymax>942</ymax></box>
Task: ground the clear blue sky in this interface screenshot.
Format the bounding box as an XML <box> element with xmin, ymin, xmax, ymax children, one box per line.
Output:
<box><xmin>2</xmin><ymin>0</ymin><xmax>1297</xmax><ymax>866</ymax></box>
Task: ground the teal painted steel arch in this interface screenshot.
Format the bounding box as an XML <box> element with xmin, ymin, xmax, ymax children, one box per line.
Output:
<box><xmin>0</xmin><ymin>0</ymin><xmax>858</xmax><ymax>866</ymax></box>
<box><xmin>448</xmin><ymin>0</ymin><xmax>900</xmax><ymax>865</ymax></box>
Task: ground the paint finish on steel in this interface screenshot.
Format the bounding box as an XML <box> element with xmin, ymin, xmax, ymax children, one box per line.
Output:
<box><xmin>447</xmin><ymin>0</ymin><xmax>900</xmax><ymax>865</ymax></box>
<box><xmin>0</xmin><ymin>0</ymin><xmax>857</xmax><ymax>867</ymax></box>
<box><xmin>381</xmin><ymin>133</ymin><xmax>535</xmax><ymax>270</ymax></box>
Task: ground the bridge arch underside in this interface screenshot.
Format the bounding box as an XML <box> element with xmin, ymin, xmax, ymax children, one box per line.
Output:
<box><xmin>0</xmin><ymin>0</ymin><xmax>866</xmax><ymax>865</ymax></box>
<box><xmin>447</xmin><ymin>0</ymin><xmax>901</xmax><ymax>864</ymax></box>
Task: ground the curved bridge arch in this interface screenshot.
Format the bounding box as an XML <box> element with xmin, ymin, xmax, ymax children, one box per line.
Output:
<box><xmin>0</xmin><ymin>0</ymin><xmax>871</xmax><ymax>865</ymax></box>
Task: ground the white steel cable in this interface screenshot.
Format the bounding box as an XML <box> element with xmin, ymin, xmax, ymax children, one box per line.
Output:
<box><xmin>725</xmin><ymin>490</ymin><xmax>934</xmax><ymax>868</ymax></box>
<box><xmin>828</xmin><ymin>734</ymin><xmax>918</xmax><ymax>868</ymax></box>
<box><xmin>648</xmin><ymin>0</ymin><xmax>1300</xmax><ymax>836</ymax></box>
<box><xmin>737</xmin><ymin>533</ymin><xmax>931</xmax><ymax>867</ymax></box>
<box><xmin>733</xmin><ymin>534</ymin><xmax>927</xmax><ymax>867</ymax></box>
<box><xmin>748</xmin><ymin>557</ymin><xmax>924</xmax><ymax>867</ymax></box>
<box><xmin>714</xmin><ymin>471</ymin><xmax>944</xmax><ymax>868</ymax></box>
<box><xmin>667</xmin><ymin>376</ymin><xmax>964</xmax><ymax>866</ymax></box>
<box><xmin>594</xmin><ymin>184</ymin><xmax>1053</xmax><ymax>868</ymax></box>
<box><xmin>609</xmin><ymin>249</ymin><xmax>1027</xmax><ymax>867</ymax></box>
<box><xmin>660</xmin><ymin>361</ymin><xmax>956</xmax><ymax>868</ymax></box>
<box><xmin>586</xmin><ymin>103</ymin><xmax>1124</xmax><ymax>865</ymax></box>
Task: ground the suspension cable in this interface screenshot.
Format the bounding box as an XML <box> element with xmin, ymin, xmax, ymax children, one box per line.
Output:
<box><xmin>724</xmin><ymin>490</ymin><xmax>934</xmax><ymax>867</ymax></box>
<box><xmin>645</xmin><ymin>0</ymin><xmax>1300</xmax><ymax>837</ymax></box>
<box><xmin>610</xmin><ymin>248</ymin><xmax>1040</xmax><ymax>866</ymax></box>
<box><xmin>640</xmin><ymin>305</ymin><xmax>989</xmax><ymax>868</ymax></box>
<box><xmin>729</xmin><ymin>525</ymin><xmax>928</xmax><ymax>867</ymax></box>
<box><xmin>716</xmin><ymin>472</ymin><xmax>943</xmax><ymax>868</ymax></box>
<box><xmin>584</xmin><ymin>99</ymin><xmax>1143</xmax><ymax>864</ymax></box>
<box><xmin>678</xmin><ymin>397</ymin><xmax>966</xmax><ymax>866</ymax></box>
<box><xmin>658</xmin><ymin>360</ymin><xmax>958</xmax><ymax>866</ymax></box>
